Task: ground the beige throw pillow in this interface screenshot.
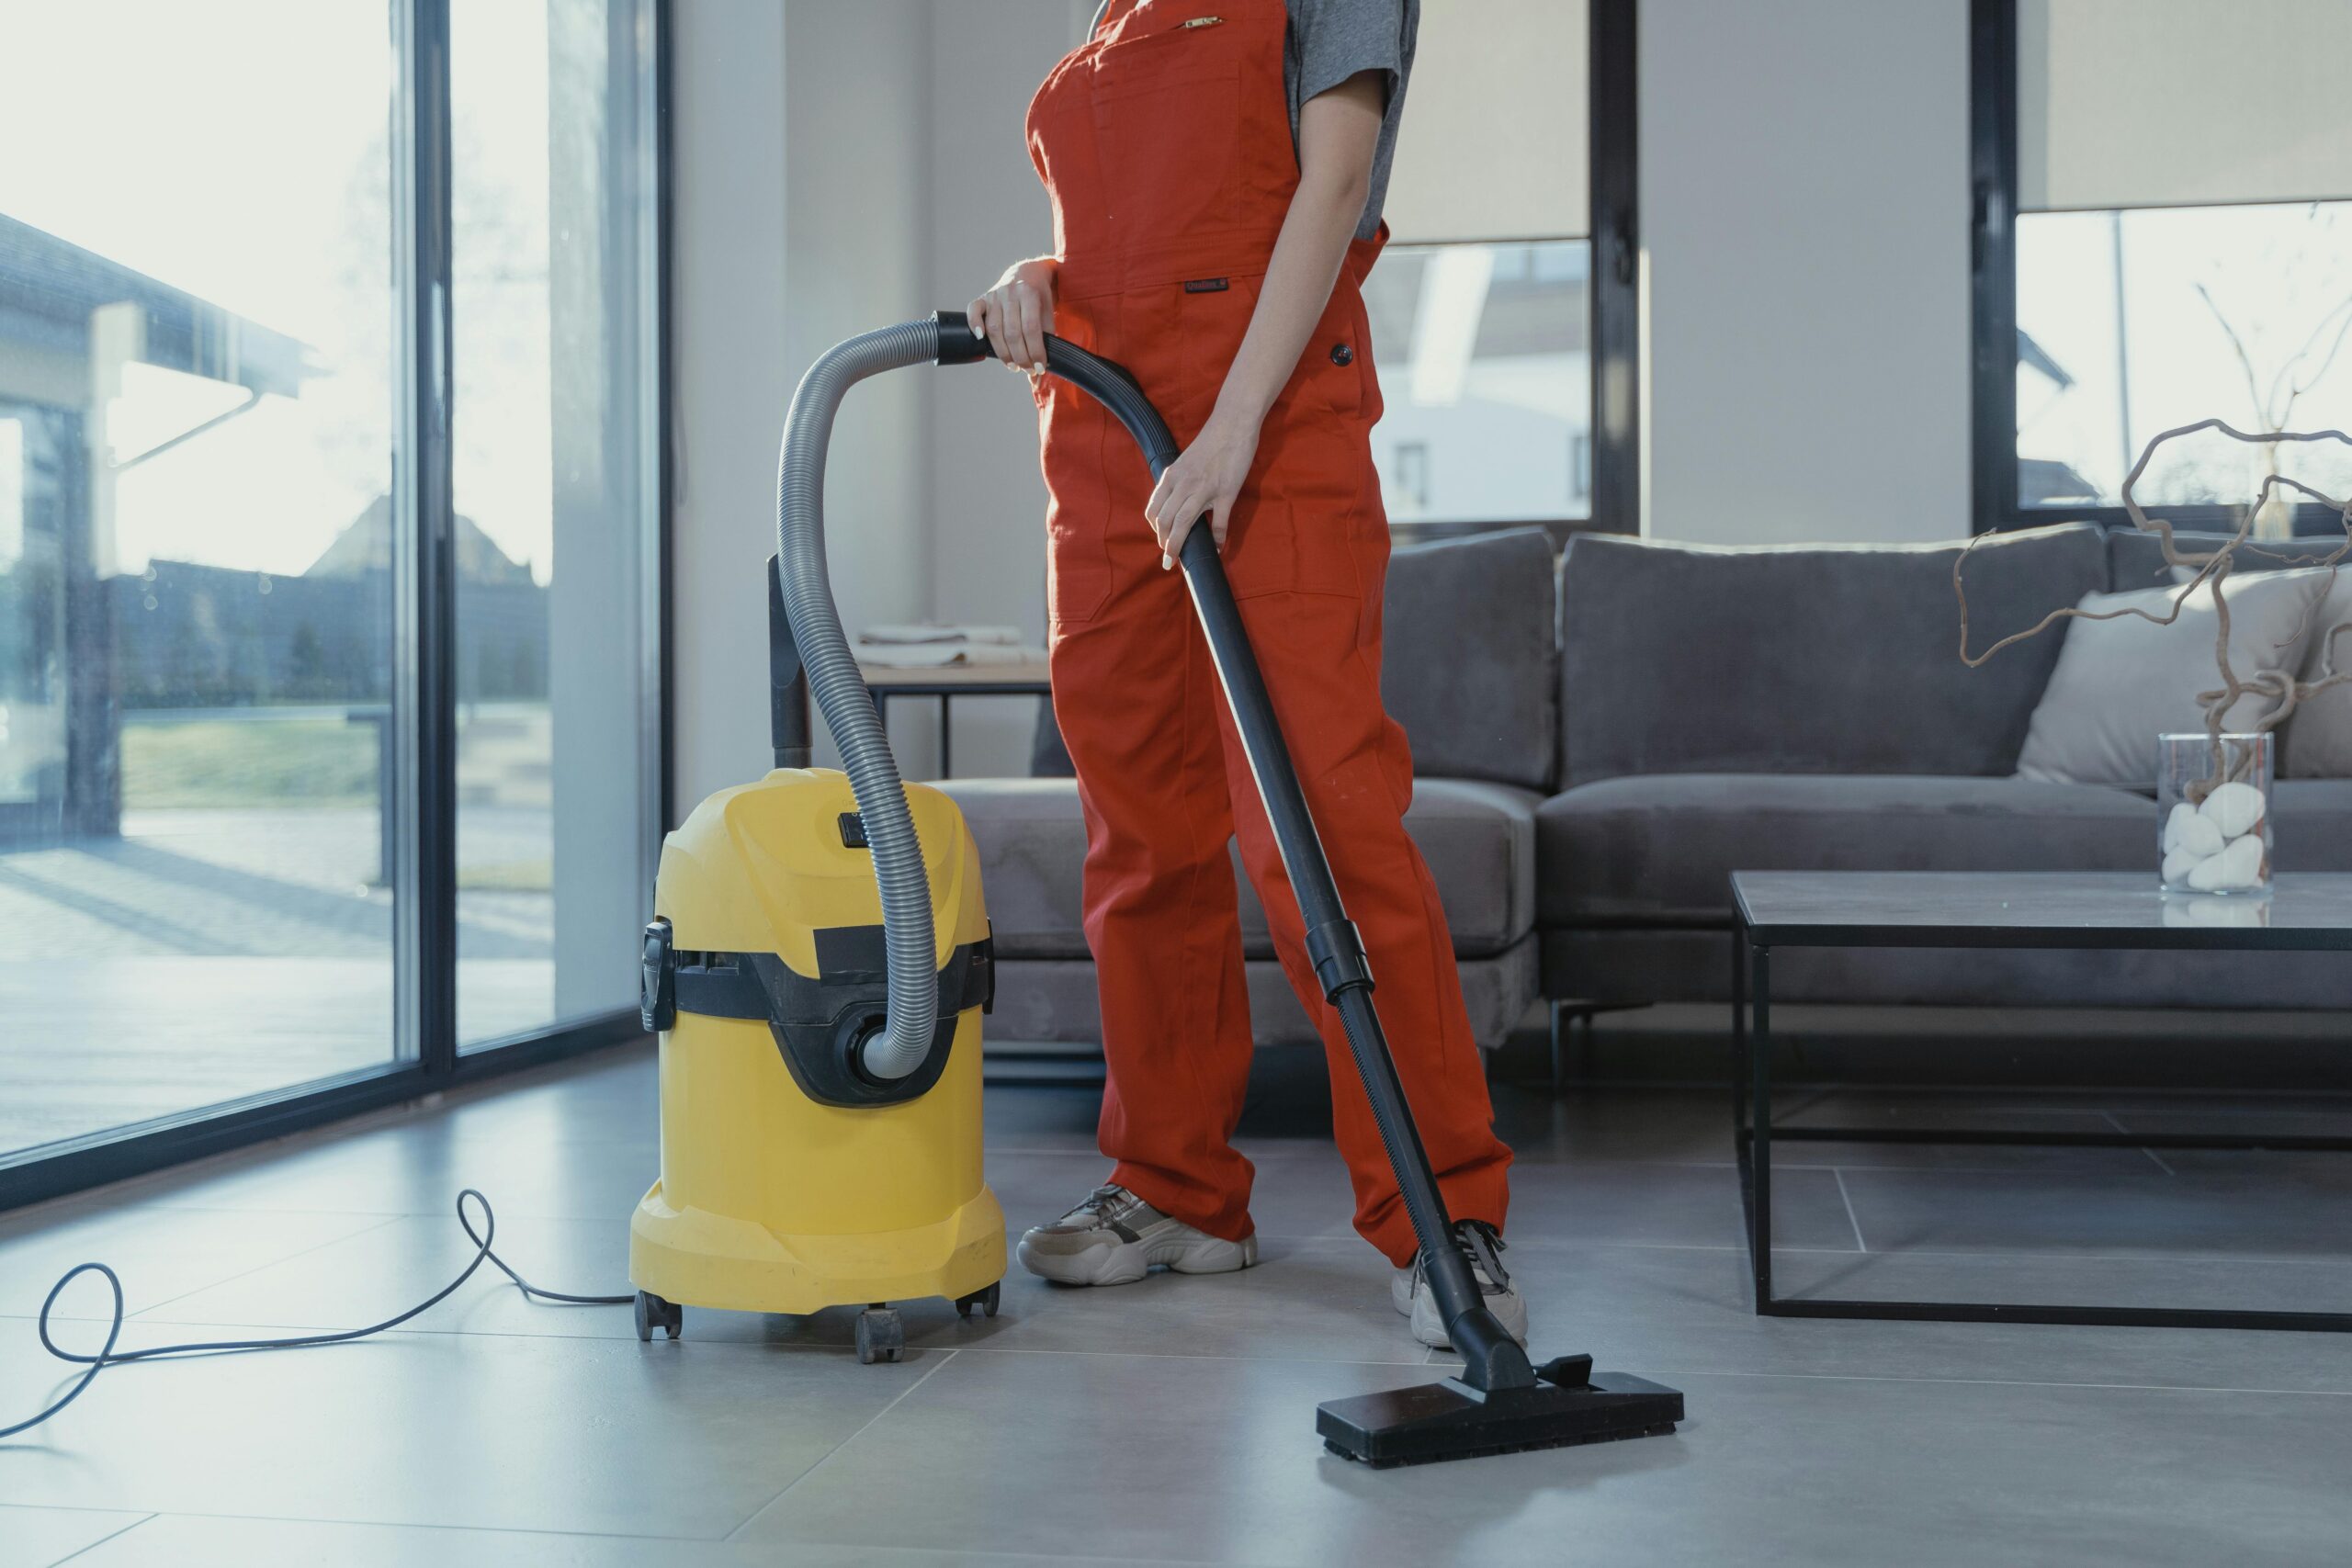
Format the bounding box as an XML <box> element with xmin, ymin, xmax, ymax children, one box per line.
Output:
<box><xmin>2016</xmin><ymin>570</ymin><xmax>2326</xmax><ymax>788</ymax></box>
<box><xmin>2284</xmin><ymin>567</ymin><xmax>2352</xmax><ymax>778</ymax></box>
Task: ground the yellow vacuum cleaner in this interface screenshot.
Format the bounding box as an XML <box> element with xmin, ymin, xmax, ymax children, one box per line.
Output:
<box><xmin>628</xmin><ymin>321</ymin><xmax>1007</xmax><ymax>1363</ymax></box>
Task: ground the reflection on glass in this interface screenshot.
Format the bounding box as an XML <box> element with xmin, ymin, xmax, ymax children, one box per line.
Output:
<box><xmin>2018</xmin><ymin>200</ymin><xmax>2352</xmax><ymax>522</ymax></box>
<box><xmin>0</xmin><ymin>3</ymin><xmax>397</xmax><ymax>1155</ymax></box>
<box><xmin>451</xmin><ymin>0</ymin><xmax>656</xmax><ymax>1048</ymax></box>
<box><xmin>1362</xmin><ymin>240</ymin><xmax>1591</xmax><ymax>525</ymax></box>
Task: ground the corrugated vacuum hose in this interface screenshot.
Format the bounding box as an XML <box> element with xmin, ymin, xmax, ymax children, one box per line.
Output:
<box><xmin>774</xmin><ymin>321</ymin><xmax>947</xmax><ymax>1082</ymax></box>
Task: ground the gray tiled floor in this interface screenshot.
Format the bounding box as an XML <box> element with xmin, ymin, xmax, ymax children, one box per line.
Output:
<box><xmin>5</xmin><ymin>1044</ymin><xmax>2351</xmax><ymax>1565</ymax></box>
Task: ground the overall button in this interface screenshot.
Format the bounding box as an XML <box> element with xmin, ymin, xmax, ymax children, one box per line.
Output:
<box><xmin>1329</xmin><ymin>343</ymin><xmax>1353</xmax><ymax>366</ymax></box>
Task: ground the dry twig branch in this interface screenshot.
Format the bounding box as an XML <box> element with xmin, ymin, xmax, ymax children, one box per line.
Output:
<box><xmin>1954</xmin><ymin>419</ymin><xmax>2352</xmax><ymax>795</ymax></box>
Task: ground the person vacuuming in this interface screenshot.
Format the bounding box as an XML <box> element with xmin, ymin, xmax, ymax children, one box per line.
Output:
<box><xmin>967</xmin><ymin>0</ymin><xmax>1520</xmax><ymax>1351</ymax></box>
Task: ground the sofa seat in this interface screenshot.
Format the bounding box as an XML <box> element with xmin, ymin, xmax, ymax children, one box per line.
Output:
<box><xmin>1536</xmin><ymin>773</ymin><xmax>2159</xmax><ymax>926</ymax></box>
<box><xmin>2270</xmin><ymin>781</ymin><xmax>2352</xmax><ymax>872</ymax></box>
<box><xmin>938</xmin><ymin>775</ymin><xmax>1540</xmax><ymax>960</ymax></box>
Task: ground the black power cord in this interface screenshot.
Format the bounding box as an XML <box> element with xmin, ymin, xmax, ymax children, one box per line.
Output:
<box><xmin>2</xmin><ymin>1190</ymin><xmax>632</xmax><ymax>1441</ymax></box>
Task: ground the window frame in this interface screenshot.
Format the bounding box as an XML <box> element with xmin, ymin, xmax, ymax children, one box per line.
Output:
<box><xmin>0</xmin><ymin>0</ymin><xmax>672</xmax><ymax>1213</ymax></box>
<box><xmin>1970</xmin><ymin>0</ymin><xmax>2347</xmax><ymax>536</ymax></box>
<box><xmin>1383</xmin><ymin>0</ymin><xmax>1638</xmax><ymax>547</ymax></box>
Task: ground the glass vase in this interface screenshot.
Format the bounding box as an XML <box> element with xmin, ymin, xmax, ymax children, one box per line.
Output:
<box><xmin>2157</xmin><ymin>733</ymin><xmax>2272</xmax><ymax>896</ymax></box>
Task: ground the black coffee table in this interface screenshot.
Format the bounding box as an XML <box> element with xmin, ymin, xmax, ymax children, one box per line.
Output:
<box><xmin>1731</xmin><ymin>870</ymin><xmax>2352</xmax><ymax>1333</ymax></box>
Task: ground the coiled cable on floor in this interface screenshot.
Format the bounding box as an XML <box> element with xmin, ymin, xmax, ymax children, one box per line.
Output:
<box><xmin>0</xmin><ymin>1190</ymin><xmax>630</xmax><ymax>1441</ymax></box>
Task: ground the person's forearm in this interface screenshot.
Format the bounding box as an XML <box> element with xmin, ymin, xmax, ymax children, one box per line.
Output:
<box><xmin>1212</xmin><ymin>160</ymin><xmax>1370</xmax><ymax>430</ymax></box>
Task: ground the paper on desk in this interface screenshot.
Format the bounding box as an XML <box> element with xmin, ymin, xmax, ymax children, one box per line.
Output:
<box><xmin>856</xmin><ymin>640</ymin><xmax>1048</xmax><ymax>669</ymax></box>
<box><xmin>859</xmin><ymin>623</ymin><xmax>1023</xmax><ymax>646</ymax></box>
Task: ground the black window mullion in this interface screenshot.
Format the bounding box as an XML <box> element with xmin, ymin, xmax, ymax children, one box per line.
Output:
<box><xmin>1589</xmin><ymin>0</ymin><xmax>1639</xmax><ymax>537</ymax></box>
<box><xmin>1969</xmin><ymin>0</ymin><xmax>2020</xmax><ymax>536</ymax></box>
<box><xmin>393</xmin><ymin>0</ymin><xmax>458</xmax><ymax>1077</ymax></box>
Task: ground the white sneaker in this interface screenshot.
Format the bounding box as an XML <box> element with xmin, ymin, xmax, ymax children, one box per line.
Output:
<box><xmin>1016</xmin><ymin>1184</ymin><xmax>1258</xmax><ymax>1287</ymax></box>
<box><xmin>1390</xmin><ymin>1221</ymin><xmax>1529</xmax><ymax>1349</ymax></box>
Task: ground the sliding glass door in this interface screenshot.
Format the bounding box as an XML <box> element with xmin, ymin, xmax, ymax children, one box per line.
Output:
<box><xmin>0</xmin><ymin>0</ymin><xmax>662</xmax><ymax>1185</ymax></box>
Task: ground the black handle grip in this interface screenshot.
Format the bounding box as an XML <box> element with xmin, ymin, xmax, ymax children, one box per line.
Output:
<box><xmin>768</xmin><ymin>554</ymin><xmax>809</xmax><ymax>768</ymax></box>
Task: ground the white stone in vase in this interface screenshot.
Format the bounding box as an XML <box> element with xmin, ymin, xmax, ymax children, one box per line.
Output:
<box><xmin>2186</xmin><ymin>833</ymin><xmax>2266</xmax><ymax>892</ymax></box>
<box><xmin>2169</xmin><ymin>812</ymin><xmax>2223</xmax><ymax>859</ymax></box>
<box><xmin>2199</xmin><ymin>780</ymin><xmax>2266</xmax><ymax>839</ymax></box>
<box><xmin>2162</xmin><ymin>802</ymin><xmax>2201</xmax><ymax>853</ymax></box>
<box><xmin>2161</xmin><ymin>847</ymin><xmax>2202</xmax><ymax>886</ymax></box>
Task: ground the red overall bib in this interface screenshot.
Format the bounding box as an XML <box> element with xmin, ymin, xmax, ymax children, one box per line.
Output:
<box><xmin>1026</xmin><ymin>0</ymin><xmax>1510</xmax><ymax>1265</ymax></box>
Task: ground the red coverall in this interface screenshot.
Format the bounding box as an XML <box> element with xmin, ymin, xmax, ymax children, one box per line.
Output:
<box><xmin>1026</xmin><ymin>0</ymin><xmax>1511</xmax><ymax>1266</ymax></box>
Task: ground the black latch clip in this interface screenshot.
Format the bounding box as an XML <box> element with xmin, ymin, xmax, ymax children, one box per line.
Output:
<box><xmin>640</xmin><ymin>918</ymin><xmax>676</xmax><ymax>1033</ymax></box>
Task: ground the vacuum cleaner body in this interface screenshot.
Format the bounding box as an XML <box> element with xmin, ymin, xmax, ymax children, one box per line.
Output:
<box><xmin>629</xmin><ymin>768</ymin><xmax>1004</xmax><ymax>1325</ymax></box>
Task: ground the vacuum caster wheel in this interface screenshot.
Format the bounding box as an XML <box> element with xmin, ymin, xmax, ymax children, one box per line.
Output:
<box><xmin>955</xmin><ymin>1282</ymin><xmax>1001</xmax><ymax>1320</ymax></box>
<box><xmin>634</xmin><ymin>1290</ymin><xmax>682</xmax><ymax>1342</ymax></box>
<box><xmin>855</xmin><ymin>1305</ymin><xmax>904</xmax><ymax>1364</ymax></box>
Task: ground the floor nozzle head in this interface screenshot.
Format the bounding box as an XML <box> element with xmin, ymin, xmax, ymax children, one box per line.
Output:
<box><xmin>1316</xmin><ymin>1368</ymin><xmax>1683</xmax><ymax>1469</ymax></box>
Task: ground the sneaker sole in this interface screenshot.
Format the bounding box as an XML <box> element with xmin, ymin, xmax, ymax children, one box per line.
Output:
<box><xmin>1017</xmin><ymin>1230</ymin><xmax>1258</xmax><ymax>1288</ymax></box>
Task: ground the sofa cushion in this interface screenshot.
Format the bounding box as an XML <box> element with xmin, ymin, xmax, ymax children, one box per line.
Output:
<box><xmin>1378</xmin><ymin>528</ymin><xmax>1557</xmax><ymax>790</ymax></box>
<box><xmin>2285</xmin><ymin>572</ymin><xmax>2352</xmax><ymax>778</ymax></box>
<box><xmin>2273</xmin><ymin>779</ymin><xmax>2352</xmax><ymax>872</ymax></box>
<box><xmin>986</xmin><ymin>940</ymin><xmax>1538</xmax><ymax>1050</ymax></box>
<box><xmin>2014</xmin><ymin>570</ymin><xmax>2327</xmax><ymax>787</ymax></box>
<box><xmin>1028</xmin><ymin>526</ymin><xmax>1558</xmax><ymax>788</ymax></box>
<box><xmin>940</xmin><ymin>775</ymin><xmax>1539</xmax><ymax>960</ymax></box>
<box><xmin>1555</xmin><ymin>524</ymin><xmax>2109</xmax><ymax>787</ymax></box>
<box><xmin>1536</xmin><ymin>773</ymin><xmax>2156</xmax><ymax>926</ymax></box>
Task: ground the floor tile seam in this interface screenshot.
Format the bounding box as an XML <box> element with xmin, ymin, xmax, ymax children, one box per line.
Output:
<box><xmin>723</xmin><ymin>1348</ymin><xmax>965</xmax><ymax>1541</ymax></box>
<box><xmin>948</xmin><ymin>1342</ymin><xmax>1457</xmax><ymax>1368</ymax></box>
<box><xmin>102</xmin><ymin>1215</ymin><xmax>409</xmax><ymax>1322</ymax></box>
<box><xmin>2098</xmin><ymin>1111</ymin><xmax>2181</xmax><ymax>1176</ymax></box>
<box><xmin>40</xmin><ymin>1508</ymin><xmax>157</xmax><ymax>1567</ymax></box>
<box><xmin>30</xmin><ymin>1506</ymin><xmax>746</xmax><ymax>1548</ymax></box>
<box><xmin>1833</xmin><ymin>1169</ymin><xmax>1869</xmax><ymax>1253</ymax></box>
<box><xmin>1572</xmin><ymin>1156</ymin><xmax>2213</xmax><ymax>1174</ymax></box>
<box><xmin>6</xmin><ymin>1318</ymin><xmax>869</xmax><ymax>1354</ymax></box>
<box><xmin>1770</xmin><ymin>1242</ymin><xmax>2352</xmax><ymax>1268</ymax></box>
<box><xmin>1</xmin><ymin>1312</ymin><xmax>1439</xmax><ymax>1365</ymax></box>
<box><xmin>1644</xmin><ymin>1366</ymin><xmax>2352</xmax><ymax>1399</ymax></box>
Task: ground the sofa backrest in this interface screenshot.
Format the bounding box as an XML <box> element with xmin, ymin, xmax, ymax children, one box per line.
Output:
<box><xmin>2108</xmin><ymin>526</ymin><xmax>2347</xmax><ymax>589</ymax></box>
<box><xmin>1556</xmin><ymin>523</ymin><xmax>2108</xmax><ymax>787</ymax></box>
<box><xmin>1378</xmin><ymin>527</ymin><xmax>1558</xmax><ymax>791</ymax></box>
<box><xmin>1031</xmin><ymin>525</ymin><xmax>1561</xmax><ymax>790</ymax></box>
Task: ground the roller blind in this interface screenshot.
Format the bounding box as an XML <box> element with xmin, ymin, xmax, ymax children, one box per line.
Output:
<box><xmin>1382</xmin><ymin>0</ymin><xmax>1586</xmax><ymax>243</ymax></box>
<box><xmin>2019</xmin><ymin>0</ymin><xmax>2352</xmax><ymax>212</ymax></box>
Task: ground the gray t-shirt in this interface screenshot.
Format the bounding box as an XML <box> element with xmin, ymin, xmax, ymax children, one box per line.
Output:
<box><xmin>1086</xmin><ymin>1</ymin><xmax>1417</xmax><ymax>240</ymax></box>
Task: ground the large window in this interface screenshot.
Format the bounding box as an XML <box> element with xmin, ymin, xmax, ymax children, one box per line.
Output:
<box><xmin>450</xmin><ymin>0</ymin><xmax>661</xmax><ymax>1050</ymax></box>
<box><xmin>0</xmin><ymin>1</ymin><xmax>662</xmax><ymax>1195</ymax></box>
<box><xmin>1363</xmin><ymin>0</ymin><xmax>1635</xmax><ymax>536</ymax></box>
<box><xmin>1978</xmin><ymin>0</ymin><xmax>2352</xmax><ymax>532</ymax></box>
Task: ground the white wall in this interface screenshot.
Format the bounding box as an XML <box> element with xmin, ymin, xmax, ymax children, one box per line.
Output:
<box><xmin>925</xmin><ymin>0</ymin><xmax>1091</xmax><ymax>780</ymax></box>
<box><xmin>671</xmin><ymin>0</ymin><xmax>937</xmax><ymax>811</ymax></box>
<box><xmin>670</xmin><ymin>0</ymin><xmax>787</xmax><ymax>813</ymax></box>
<box><xmin>1640</xmin><ymin>0</ymin><xmax>1972</xmax><ymax>546</ymax></box>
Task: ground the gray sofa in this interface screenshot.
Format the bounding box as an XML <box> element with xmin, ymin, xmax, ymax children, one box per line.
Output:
<box><xmin>942</xmin><ymin>522</ymin><xmax>2352</xmax><ymax>1049</ymax></box>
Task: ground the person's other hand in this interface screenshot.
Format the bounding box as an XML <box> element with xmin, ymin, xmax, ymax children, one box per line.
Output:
<box><xmin>968</xmin><ymin>257</ymin><xmax>1057</xmax><ymax>371</ymax></box>
<box><xmin>1144</xmin><ymin>409</ymin><xmax>1258</xmax><ymax>569</ymax></box>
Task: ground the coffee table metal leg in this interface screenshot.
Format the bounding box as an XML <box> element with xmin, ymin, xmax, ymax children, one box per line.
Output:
<box><xmin>1749</xmin><ymin>942</ymin><xmax>1775</xmax><ymax>1313</ymax></box>
<box><xmin>1731</xmin><ymin>926</ymin><xmax>1748</xmax><ymax>1155</ymax></box>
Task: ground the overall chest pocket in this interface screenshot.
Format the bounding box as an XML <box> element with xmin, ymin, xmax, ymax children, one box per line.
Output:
<box><xmin>1091</xmin><ymin>17</ymin><xmax>1244</xmax><ymax>243</ymax></box>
